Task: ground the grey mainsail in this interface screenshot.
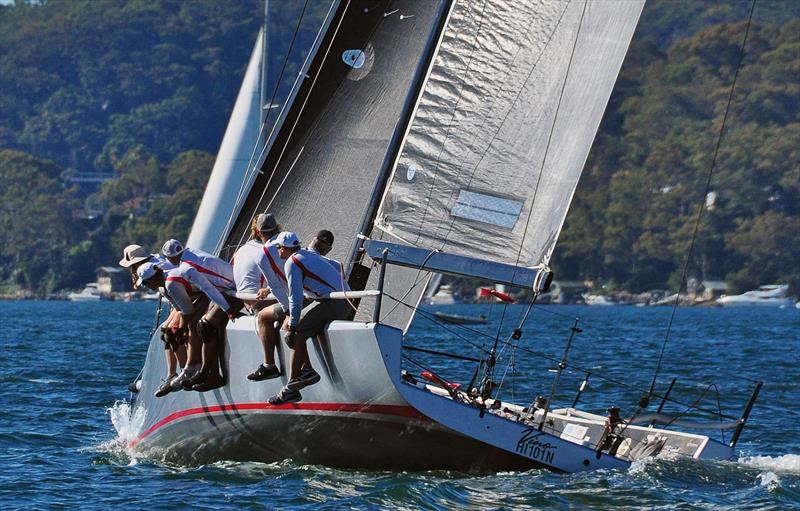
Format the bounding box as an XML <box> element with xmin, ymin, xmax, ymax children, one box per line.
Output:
<box><xmin>373</xmin><ymin>0</ymin><xmax>645</xmax><ymax>270</ymax></box>
<box><xmin>221</xmin><ymin>0</ymin><xmax>449</xmax><ymax>272</ymax></box>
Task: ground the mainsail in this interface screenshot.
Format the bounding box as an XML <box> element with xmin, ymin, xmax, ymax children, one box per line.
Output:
<box><xmin>221</xmin><ymin>0</ymin><xmax>449</xmax><ymax>268</ymax></box>
<box><xmin>373</xmin><ymin>0</ymin><xmax>645</xmax><ymax>269</ymax></box>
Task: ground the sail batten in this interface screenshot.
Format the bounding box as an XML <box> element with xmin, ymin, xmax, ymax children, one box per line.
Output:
<box><xmin>374</xmin><ymin>0</ymin><xmax>644</xmax><ymax>268</ymax></box>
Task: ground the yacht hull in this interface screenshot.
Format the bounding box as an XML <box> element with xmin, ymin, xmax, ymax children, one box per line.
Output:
<box><xmin>130</xmin><ymin>320</ymin><xmax>540</xmax><ymax>471</ymax></box>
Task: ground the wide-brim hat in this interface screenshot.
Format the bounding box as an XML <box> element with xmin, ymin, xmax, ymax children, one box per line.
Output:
<box><xmin>119</xmin><ymin>244</ymin><xmax>150</xmax><ymax>267</ymax></box>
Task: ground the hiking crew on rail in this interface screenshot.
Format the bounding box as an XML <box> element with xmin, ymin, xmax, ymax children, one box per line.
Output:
<box><xmin>122</xmin><ymin>216</ymin><xmax>351</xmax><ymax>400</ymax></box>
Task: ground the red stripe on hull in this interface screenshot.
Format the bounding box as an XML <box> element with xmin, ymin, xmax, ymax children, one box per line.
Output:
<box><xmin>130</xmin><ymin>402</ymin><xmax>425</xmax><ymax>448</ymax></box>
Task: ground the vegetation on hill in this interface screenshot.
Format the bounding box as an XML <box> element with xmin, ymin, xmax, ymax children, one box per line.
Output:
<box><xmin>0</xmin><ymin>0</ymin><xmax>797</xmax><ymax>295</ymax></box>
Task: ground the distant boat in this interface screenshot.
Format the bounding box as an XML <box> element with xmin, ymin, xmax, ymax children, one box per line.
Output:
<box><xmin>428</xmin><ymin>284</ymin><xmax>456</xmax><ymax>305</ymax></box>
<box><xmin>717</xmin><ymin>284</ymin><xmax>796</xmax><ymax>307</ymax></box>
<box><xmin>434</xmin><ymin>312</ymin><xmax>488</xmax><ymax>325</ymax></box>
<box><xmin>67</xmin><ymin>283</ymin><xmax>105</xmax><ymax>301</ymax></box>
<box><xmin>582</xmin><ymin>293</ymin><xmax>614</xmax><ymax>306</ymax></box>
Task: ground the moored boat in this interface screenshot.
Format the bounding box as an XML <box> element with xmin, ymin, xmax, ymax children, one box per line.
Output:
<box><xmin>717</xmin><ymin>284</ymin><xmax>796</xmax><ymax>307</ymax></box>
<box><xmin>68</xmin><ymin>283</ymin><xmax>105</xmax><ymax>301</ymax></box>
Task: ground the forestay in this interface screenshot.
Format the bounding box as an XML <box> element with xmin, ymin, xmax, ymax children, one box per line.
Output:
<box><xmin>373</xmin><ymin>0</ymin><xmax>644</xmax><ymax>268</ymax></box>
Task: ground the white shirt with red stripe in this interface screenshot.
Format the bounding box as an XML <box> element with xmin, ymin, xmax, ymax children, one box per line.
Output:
<box><xmin>179</xmin><ymin>248</ymin><xmax>235</xmax><ymax>292</ymax></box>
<box><xmin>284</xmin><ymin>248</ymin><xmax>349</xmax><ymax>327</ymax></box>
<box><xmin>262</xmin><ymin>236</ymin><xmax>290</xmax><ymax>312</ymax></box>
<box><xmin>150</xmin><ymin>253</ymin><xmax>175</xmax><ymax>270</ymax></box>
<box><xmin>162</xmin><ymin>263</ymin><xmax>230</xmax><ymax>315</ymax></box>
<box><xmin>232</xmin><ymin>239</ymin><xmax>270</xmax><ymax>294</ymax></box>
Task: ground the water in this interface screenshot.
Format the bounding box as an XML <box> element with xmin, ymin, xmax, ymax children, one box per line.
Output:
<box><xmin>1</xmin><ymin>301</ymin><xmax>798</xmax><ymax>509</ymax></box>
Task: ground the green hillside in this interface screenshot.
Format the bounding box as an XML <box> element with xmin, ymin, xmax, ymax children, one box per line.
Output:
<box><xmin>0</xmin><ymin>0</ymin><xmax>797</xmax><ymax>295</ymax></box>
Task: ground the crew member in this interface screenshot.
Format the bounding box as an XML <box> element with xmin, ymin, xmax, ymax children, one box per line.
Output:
<box><xmin>119</xmin><ymin>244</ymin><xmax>182</xmax><ymax>394</ymax></box>
<box><xmin>268</xmin><ymin>232</ymin><xmax>351</xmax><ymax>405</ymax></box>
<box><xmin>236</xmin><ymin>213</ymin><xmax>290</xmax><ymax>382</ymax></box>
<box><xmin>160</xmin><ymin>239</ymin><xmax>243</xmax><ymax>392</ymax></box>
<box><xmin>118</xmin><ymin>244</ymin><xmax>173</xmax><ymax>288</ymax></box>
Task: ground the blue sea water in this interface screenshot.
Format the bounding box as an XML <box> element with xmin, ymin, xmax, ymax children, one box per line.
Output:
<box><xmin>1</xmin><ymin>300</ymin><xmax>798</xmax><ymax>510</ymax></box>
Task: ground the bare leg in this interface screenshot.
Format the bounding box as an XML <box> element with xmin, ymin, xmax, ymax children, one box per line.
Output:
<box><xmin>289</xmin><ymin>336</ymin><xmax>312</xmax><ymax>380</ymax></box>
<box><xmin>165</xmin><ymin>348</ymin><xmax>177</xmax><ymax>376</ymax></box>
<box><xmin>175</xmin><ymin>343</ymin><xmax>187</xmax><ymax>367</ymax></box>
<box><xmin>198</xmin><ymin>305</ymin><xmax>229</xmax><ymax>378</ymax></box>
<box><xmin>186</xmin><ymin>324</ymin><xmax>202</xmax><ymax>366</ymax></box>
<box><xmin>257</xmin><ymin>308</ymin><xmax>280</xmax><ymax>366</ymax></box>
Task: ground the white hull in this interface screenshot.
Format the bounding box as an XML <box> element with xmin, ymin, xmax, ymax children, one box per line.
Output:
<box><xmin>130</xmin><ymin>320</ymin><xmax>538</xmax><ymax>470</ymax></box>
<box><xmin>718</xmin><ymin>285</ymin><xmax>796</xmax><ymax>307</ymax></box>
<box><xmin>717</xmin><ymin>296</ymin><xmax>795</xmax><ymax>307</ymax></box>
<box><xmin>68</xmin><ymin>285</ymin><xmax>105</xmax><ymax>301</ymax></box>
<box><xmin>130</xmin><ymin>318</ymin><xmax>735</xmax><ymax>472</ymax></box>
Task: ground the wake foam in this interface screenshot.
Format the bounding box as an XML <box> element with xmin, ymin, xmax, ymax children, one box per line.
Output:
<box><xmin>739</xmin><ymin>454</ymin><xmax>800</xmax><ymax>474</ymax></box>
<box><xmin>82</xmin><ymin>401</ymin><xmax>146</xmax><ymax>465</ymax></box>
<box><xmin>108</xmin><ymin>400</ymin><xmax>146</xmax><ymax>443</ymax></box>
<box><xmin>757</xmin><ymin>471</ymin><xmax>781</xmax><ymax>492</ymax></box>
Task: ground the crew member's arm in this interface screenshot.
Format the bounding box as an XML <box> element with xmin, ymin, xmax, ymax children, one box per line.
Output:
<box><xmin>285</xmin><ymin>258</ymin><xmax>304</xmax><ymax>328</ymax></box>
<box><xmin>185</xmin><ymin>266</ymin><xmax>230</xmax><ymax>312</ymax></box>
<box><xmin>164</xmin><ymin>280</ymin><xmax>194</xmax><ymax>316</ymax></box>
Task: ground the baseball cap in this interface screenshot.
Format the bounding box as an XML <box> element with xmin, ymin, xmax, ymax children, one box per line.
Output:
<box><xmin>161</xmin><ymin>239</ymin><xmax>186</xmax><ymax>258</ymax></box>
<box><xmin>256</xmin><ymin>213</ymin><xmax>278</xmax><ymax>233</ymax></box>
<box><xmin>119</xmin><ymin>244</ymin><xmax>150</xmax><ymax>267</ymax></box>
<box><xmin>136</xmin><ymin>262</ymin><xmax>159</xmax><ymax>287</ymax></box>
<box><xmin>313</xmin><ymin>230</ymin><xmax>334</xmax><ymax>246</ymax></box>
<box><xmin>275</xmin><ymin>231</ymin><xmax>301</xmax><ymax>249</ymax></box>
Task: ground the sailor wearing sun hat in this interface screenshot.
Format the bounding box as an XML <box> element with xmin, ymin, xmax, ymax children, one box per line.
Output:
<box><xmin>118</xmin><ymin>244</ymin><xmax>173</xmax><ymax>289</ymax></box>
<box><xmin>267</xmin><ymin>231</ymin><xmax>351</xmax><ymax>405</ymax></box>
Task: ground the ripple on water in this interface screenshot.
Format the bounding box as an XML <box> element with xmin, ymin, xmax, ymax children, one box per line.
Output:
<box><xmin>2</xmin><ymin>302</ymin><xmax>799</xmax><ymax>510</ymax></box>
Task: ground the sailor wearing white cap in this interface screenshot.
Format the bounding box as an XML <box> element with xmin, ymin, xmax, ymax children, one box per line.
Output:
<box><xmin>267</xmin><ymin>231</ymin><xmax>351</xmax><ymax>405</ymax></box>
<box><xmin>161</xmin><ymin>239</ymin><xmax>235</xmax><ymax>291</ymax></box>
<box><xmin>233</xmin><ymin>213</ymin><xmax>290</xmax><ymax>382</ymax></box>
<box><xmin>138</xmin><ymin>256</ymin><xmax>238</xmax><ymax>394</ymax></box>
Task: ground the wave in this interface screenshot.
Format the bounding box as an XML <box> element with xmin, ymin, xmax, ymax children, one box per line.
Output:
<box><xmin>80</xmin><ymin>401</ymin><xmax>146</xmax><ymax>465</ymax></box>
<box><xmin>739</xmin><ymin>454</ymin><xmax>800</xmax><ymax>474</ymax></box>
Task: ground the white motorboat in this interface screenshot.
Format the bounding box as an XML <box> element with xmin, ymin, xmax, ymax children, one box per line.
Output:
<box><xmin>582</xmin><ymin>293</ymin><xmax>615</xmax><ymax>306</ymax></box>
<box><xmin>428</xmin><ymin>284</ymin><xmax>456</xmax><ymax>305</ymax></box>
<box><xmin>717</xmin><ymin>284</ymin><xmax>796</xmax><ymax>307</ymax></box>
<box><xmin>67</xmin><ymin>283</ymin><xmax>104</xmax><ymax>301</ymax></box>
<box><xmin>125</xmin><ymin>0</ymin><xmax>761</xmax><ymax>473</ymax></box>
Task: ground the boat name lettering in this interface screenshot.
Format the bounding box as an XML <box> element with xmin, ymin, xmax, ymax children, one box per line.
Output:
<box><xmin>516</xmin><ymin>428</ymin><xmax>556</xmax><ymax>465</ymax></box>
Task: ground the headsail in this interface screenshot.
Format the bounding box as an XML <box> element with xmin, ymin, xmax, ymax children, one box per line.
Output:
<box><xmin>187</xmin><ymin>29</ymin><xmax>265</xmax><ymax>253</ymax></box>
<box><xmin>373</xmin><ymin>0</ymin><xmax>645</xmax><ymax>269</ymax></box>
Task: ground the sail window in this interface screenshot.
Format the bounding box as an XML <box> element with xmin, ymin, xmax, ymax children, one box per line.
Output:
<box><xmin>342</xmin><ymin>49</ymin><xmax>366</xmax><ymax>69</ymax></box>
<box><xmin>450</xmin><ymin>190</ymin><xmax>523</xmax><ymax>229</ymax></box>
<box><xmin>342</xmin><ymin>45</ymin><xmax>374</xmax><ymax>80</ymax></box>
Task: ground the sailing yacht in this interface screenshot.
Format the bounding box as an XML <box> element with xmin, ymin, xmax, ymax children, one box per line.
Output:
<box><xmin>127</xmin><ymin>0</ymin><xmax>760</xmax><ymax>472</ymax></box>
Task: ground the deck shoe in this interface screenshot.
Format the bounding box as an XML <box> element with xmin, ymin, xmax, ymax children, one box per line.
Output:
<box><xmin>155</xmin><ymin>374</ymin><xmax>177</xmax><ymax>398</ymax></box>
<box><xmin>268</xmin><ymin>387</ymin><xmax>302</xmax><ymax>405</ymax></box>
<box><xmin>286</xmin><ymin>368</ymin><xmax>321</xmax><ymax>391</ymax></box>
<box><xmin>191</xmin><ymin>373</ymin><xmax>224</xmax><ymax>392</ymax></box>
<box><xmin>247</xmin><ymin>364</ymin><xmax>280</xmax><ymax>381</ymax></box>
<box><xmin>171</xmin><ymin>364</ymin><xmax>200</xmax><ymax>390</ymax></box>
<box><xmin>184</xmin><ymin>369</ymin><xmax>210</xmax><ymax>390</ymax></box>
